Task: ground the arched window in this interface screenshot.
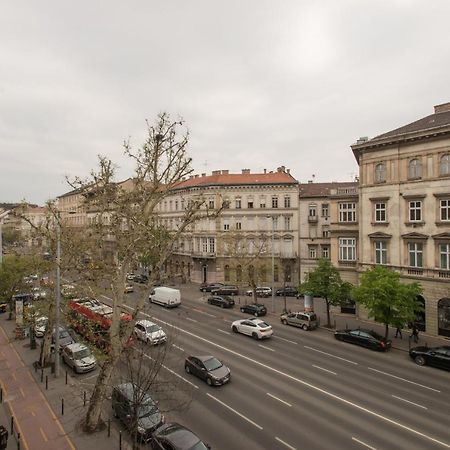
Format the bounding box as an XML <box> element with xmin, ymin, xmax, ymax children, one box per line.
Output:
<box><xmin>224</xmin><ymin>265</ymin><xmax>230</xmax><ymax>282</ymax></box>
<box><xmin>375</xmin><ymin>163</ymin><xmax>386</xmax><ymax>183</ymax></box>
<box><xmin>259</xmin><ymin>266</ymin><xmax>267</xmax><ymax>282</ymax></box>
<box><xmin>274</xmin><ymin>265</ymin><xmax>279</xmax><ymax>283</ymax></box>
<box><xmin>440</xmin><ymin>154</ymin><xmax>450</xmax><ymax>176</ymax></box>
<box><xmin>408</xmin><ymin>158</ymin><xmax>422</xmax><ymax>179</ymax></box>
<box><xmin>438</xmin><ymin>298</ymin><xmax>450</xmax><ymax>337</ymax></box>
<box><xmin>236</xmin><ymin>265</ymin><xmax>242</xmax><ymax>282</ymax></box>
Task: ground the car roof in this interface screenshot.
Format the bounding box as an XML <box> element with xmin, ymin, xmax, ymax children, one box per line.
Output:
<box><xmin>65</xmin><ymin>343</ymin><xmax>88</xmax><ymax>352</ymax></box>
<box><xmin>136</xmin><ymin>319</ymin><xmax>157</xmax><ymax>327</ymax></box>
<box><xmin>155</xmin><ymin>423</ymin><xmax>200</xmax><ymax>449</ymax></box>
<box><xmin>191</xmin><ymin>355</ymin><xmax>216</xmax><ymax>363</ymax></box>
<box><xmin>249</xmin><ymin>318</ymin><xmax>267</xmax><ymax>325</ymax></box>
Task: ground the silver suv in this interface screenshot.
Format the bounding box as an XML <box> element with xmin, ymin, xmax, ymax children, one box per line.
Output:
<box><xmin>280</xmin><ymin>311</ymin><xmax>318</xmax><ymax>330</ymax></box>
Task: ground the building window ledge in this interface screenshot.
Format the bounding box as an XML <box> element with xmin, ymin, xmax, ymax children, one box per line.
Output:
<box><xmin>404</xmin><ymin>221</ymin><xmax>425</xmax><ymax>227</ymax></box>
<box><xmin>435</xmin><ymin>221</ymin><xmax>450</xmax><ymax>227</ymax></box>
<box><xmin>371</xmin><ymin>222</ymin><xmax>389</xmax><ymax>226</ymax></box>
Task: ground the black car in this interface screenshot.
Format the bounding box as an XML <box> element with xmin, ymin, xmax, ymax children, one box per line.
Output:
<box><xmin>334</xmin><ymin>329</ymin><xmax>391</xmax><ymax>351</ymax></box>
<box><xmin>134</xmin><ymin>274</ymin><xmax>149</xmax><ymax>284</ymax></box>
<box><xmin>200</xmin><ymin>282</ymin><xmax>224</xmax><ymax>292</ymax></box>
<box><xmin>409</xmin><ymin>346</ymin><xmax>450</xmax><ymax>371</ymax></box>
<box><xmin>211</xmin><ymin>285</ymin><xmax>239</xmax><ymax>296</ymax></box>
<box><xmin>207</xmin><ymin>295</ymin><xmax>235</xmax><ymax>308</ymax></box>
<box><xmin>151</xmin><ymin>422</ymin><xmax>210</xmax><ymax>450</ymax></box>
<box><xmin>275</xmin><ymin>287</ymin><xmax>299</xmax><ymax>297</ymax></box>
<box><xmin>240</xmin><ymin>303</ymin><xmax>267</xmax><ymax>317</ymax></box>
<box><xmin>184</xmin><ymin>355</ymin><xmax>231</xmax><ymax>386</ymax></box>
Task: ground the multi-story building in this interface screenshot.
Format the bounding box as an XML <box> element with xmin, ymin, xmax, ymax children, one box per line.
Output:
<box><xmin>352</xmin><ymin>101</ymin><xmax>450</xmax><ymax>337</ymax></box>
<box><xmin>298</xmin><ymin>182</ymin><xmax>358</xmax><ymax>285</ymax></box>
<box><xmin>164</xmin><ymin>167</ymin><xmax>299</xmax><ymax>285</ymax></box>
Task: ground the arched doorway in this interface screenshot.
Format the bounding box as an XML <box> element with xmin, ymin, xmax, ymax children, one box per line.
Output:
<box><xmin>438</xmin><ymin>298</ymin><xmax>450</xmax><ymax>337</ymax></box>
<box><xmin>414</xmin><ymin>295</ymin><xmax>426</xmax><ymax>331</ymax></box>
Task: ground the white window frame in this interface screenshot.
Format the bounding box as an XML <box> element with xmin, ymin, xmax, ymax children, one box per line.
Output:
<box><xmin>284</xmin><ymin>196</ymin><xmax>291</xmax><ymax>208</ymax></box>
<box><xmin>408</xmin><ymin>242</ymin><xmax>423</xmax><ymax>268</ymax></box>
<box><xmin>440</xmin><ymin>154</ymin><xmax>450</xmax><ymax>176</ymax></box>
<box><xmin>309</xmin><ymin>246</ymin><xmax>317</xmax><ymax>259</ymax></box>
<box><xmin>235</xmin><ymin>199</ymin><xmax>241</xmax><ymax>209</ymax></box>
<box><xmin>440</xmin><ymin>243</ymin><xmax>450</xmax><ymax>270</ymax></box>
<box><xmin>339</xmin><ymin>238</ymin><xmax>356</xmax><ymax>261</ymax></box>
<box><xmin>208</xmin><ymin>237</ymin><xmax>215</xmax><ymax>253</ymax></box>
<box><xmin>409</xmin><ymin>201</ymin><xmax>422</xmax><ymax>222</ymax></box>
<box><xmin>321</xmin><ymin>246</ymin><xmax>329</xmax><ymax>258</ymax></box>
<box><xmin>375</xmin><ymin>163</ymin><xmax>386</xmax><ymax>183</ymax></box>
<box><xmin>408</xmin><ymin>158</ymin><xmax>422</xmax><ymax>179</ymax></box>
<box><xmin>235</xmin><ymin>222</ymin><xmax>242</xmax><ymax>230</ymax></box>
<box><xmin>321</xmin><ymin>204</ymin><xmax>329</xmax><ymax>217</ymax></box>
<box><xmin>440</xmin><ymin>199</ymin><xmax>450</xmax><ymax>221</ymax></box>
<box><xmin>284</xmin><ymin>216</ymin><xmax>291</xmax><ymax>230</ymax></box>
<box><xmin>374</xmin><ymin>241</ymin><xmax>387</xmax><ymax>265</ymax></box>
<box><xmin>339</xmin><ymin>203</ymin><xmax>356</xmax><ymax>223</ymax></box>
<box><xmin>375</xmin><ymin>202</ymin><xmax>387</xmax><ymax>222</ymax></box>
<box><xmin>272</xmin><ymin>197</ymin><xmax>279</xmax><ymax>209</ymax></box>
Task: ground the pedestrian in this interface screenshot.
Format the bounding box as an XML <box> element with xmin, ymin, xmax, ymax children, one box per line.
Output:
<box><xmin>394</xmin><ymin>325</ymin><xmax>402</xmax><ymax>339</ymax></box>
<box><xmin>411</xmin><ymin>323</ymin><xmax>419</xmax><ymax>343</ymax></box>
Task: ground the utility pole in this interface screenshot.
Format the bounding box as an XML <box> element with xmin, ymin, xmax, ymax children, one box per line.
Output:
<box><xmin>54</xmin><ymin>217</ymin><xmax>61</xmax><ymax>377</ymax></box>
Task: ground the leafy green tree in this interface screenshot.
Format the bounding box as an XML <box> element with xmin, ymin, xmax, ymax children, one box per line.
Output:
<box><xmin>351</xmin><ymin>266</ymin><xmax>423</xmax><ymax>340</ymax></box>
<box><xmin>299</xmin><ymin>258</ymin><xmax>351</xmax><ymax>328</ymax></box>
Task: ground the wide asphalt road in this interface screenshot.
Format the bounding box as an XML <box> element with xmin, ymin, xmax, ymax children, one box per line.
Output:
<box><xmin>106</xmin><ymin>284</ymin><xmax>450</xmax><ymax>450</ymax></box>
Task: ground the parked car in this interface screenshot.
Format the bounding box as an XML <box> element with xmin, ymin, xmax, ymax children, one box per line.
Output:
<box><xmin>276</xmin><ymin>287</ymin><xmax>299</xmax><ymax>297</ymax></box>
<box><xmin>126</xmin><ymin>273</ymin><xmax>135</xmax><ymax>281</ymax></box>
<box><xmin>280</xmin><ymin>311</ymin><xmax>318</xmax><ymax>330</ymax></box>
<box><xmin>125</xmin><ymin>284</ymin><xmax>134</xmax><ymax>293</ymax></box>
<box><xmin>184</xmin><ymin>355</ymin><xmax>231</xmax><ymax>386</ymax></box>
<box><xmin>211</xmin><ymin>285</ymin><xmax>239</xmax><ymax>296</ymax></box>
<box><xmin>34</xmin><ymin>316</ymin><xmax>48</xmax><ymax>337</ymax></box>
<box><xmin>245</xmin><ymin>287</ymin><xmax>272</xmax><ymax>297</ymax></box>
<box><xmin>240</xmin><ymin>303</ymin><xmax>267</xmax><ymax>317</ymax></box>
<box><xmin>231</xmin><ymin>318</ymin><xmax>273</xmax><ymax>340</ymax></box>
<box><xmin>134</xmin><ymin>274</ymin><xmax>149</xmax><ymax>284</ymax></box>
<box><xmin>112</xmin><ymin>382</ymin><xmax>164</xmax><ymax>443</ymax></box>
<box><xmin>61</xmin><ymin>284</ymin><xmax>77</xmax><ymax>298</ymax></box>
<box><xmin>134</xmin><ymin>320</ymin><xmax>167</xmax><ymax>345</ymax></box>
<box><xmin>409</xmin><ymin>346</ymin><xmax>450</xmax><ymax>371</ymax></box>
<box><xmin>150</xmin><ymin>423</ymin><xmax>210</xmax><ymax>450</ymax></box>
<box><xmin>149</xmin><ymin>287</ymin><xmax>181</xmax><ymax>308</ymax></box>
<box><xmin>52</xmin><ymin>327</ymin><xmax>76</xmax><ymax>350</ymax></box>
<box><xmin>200</xmin><ymin>282</ymin><xmax>224</xmax><ymax>292</ymax></box>
<box><xmin>334</xmin><ymin>329</ymin><xmax>391</xmax><ymax>351</ymax></box>
<box><xmin>207</xmin><ymin>295</ymin><xmax>234</xmax><ymax>308</ymax></box>
<box><xmin>62</xmin><ymin>343</ymin><xmax>97</xmax><ymax>373</ymax></box>
<box><xmin>31</xmin><ymin>287</ymin><xmax>47</xmax><ymax>300</ymax></box>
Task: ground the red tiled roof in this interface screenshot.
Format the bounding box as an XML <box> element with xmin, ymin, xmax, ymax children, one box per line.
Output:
<box><xmin>299</xmin><ymin>182</ymin><xmax>358</xmax><ymax>197</ymax></box>
<box><xmin>172</xmin><ymin>171</ymin><xmax>298</xmax><ymax>190</ymax></box>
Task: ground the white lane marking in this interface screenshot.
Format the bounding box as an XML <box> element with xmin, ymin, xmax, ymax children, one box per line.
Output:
<box><xmin>217</xmin><ymin>329</ymin><xmax>231</xmax><ymax>335</ymax></box>
<box><xmin>267</xmin><ymin>393</ymin><xmax>292</xmax><ymax>407</ymax></box>
<box><xmin>172</xmin><ymin>344</ymin><xmax>184</xmax><ymax>352</ymax></box>
<box><xmin>312</xmin><ymin>365</ymin><xmax>337</xmax><ymax>375</ymax></box>
<box><xmin>304</xmin><ymin>345</ymin><xmax>358</xmax><ymax>365</ymax></box>
<box><xmin>101</xmin><ymin>294</ymin><xmax>112</xmax><ymax>300</ymax></box>
<box><xmin>193</xmin><ymin>308</ymin><xmax>216</xmax><ymax>318</ymax></box>
<box><xmin>258</xmin><ymin>344</ymin><xmax>275</xmax><ymax>352</ymax></box>
<box><xmin>368</xmin><ymin>367</ymin><xmax>440</xmax><ymax>393</ymax></box>
<box><xmin>275</xmin><ymin>437</ymin><xmax>297</xmax><ymax>450</ymax></box>
<box><xmin>274</xmin><ymin>336</ymin><xmax>298</xmax><ymax>345</ymax></box>
<box><xmin>392</xmin><ymin>395</ymin><xmax>428</xmax><ymax>410</ymax></box>
<box><xmin>206</xmin><ymin>393</ymin><xmax>263</xmax><ymax>430</ymax></box>
<box><xmin>122</xmin><ymin>304</ymin><xmax>450</xmax><ymax>448</ymax></box>
<box><xmin>142</xmin><ymin>354</ymin><xmax>199</xmax><ymax>389</ymax></box>
<box><xmin>186</xmin><ymin>317</ymin><xmax>198</xmax><ymax>323</ymax></box>
<box><xmin>352</xmin><ymin>437</ymin><xmax>377</xmax><ymax>449</ymax></box>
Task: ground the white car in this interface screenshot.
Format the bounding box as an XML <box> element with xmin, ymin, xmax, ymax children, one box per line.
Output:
<box><xmin>34</xmin><ymin>316</ymin><xmax>48</xmax><ymax>337</ymax></box>
<box><xmin>245</xmin><ymin>287</ymin><xmax>272</xmax><ymax>297</ymax></box>
<box><xmin>231</xmin><ymin>318</ymin><xmax>273</xmax><ymax>340</ymax></box>
<box><xmin>124</xmin><ymin>284</ymin><xmax>134</xmax><ymax>293</ymax></box>
<box><xmin>134</xmin><ymin>320</ymin><xmax>167</xmax><ymax>345</ymax></box>
<box><xmin>31</xmin><ymin>287</ymin><xmax>47</xmax><ymax>300</ymax></box>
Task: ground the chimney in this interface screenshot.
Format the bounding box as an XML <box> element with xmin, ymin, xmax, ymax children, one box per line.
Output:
<box><xmin>264</xmin><ymin>169</ymin><xmax>267</xmax><ymax>174</ymax></box>
<box><xmin>356</xmin><ymin>136</ymin><xmax>369</xmax><ymax>144</ymax></box>
<box><xmin>201</xmin><ymin>173</ymin><xmax>206</xmax><ymax>177</ymax></box>
<box><xmin>286</xmin><ymin>168</ymin><xmax>290</xmax><ymax>174</ymax></box>
<box><xmin>434</xmin><ymin>102</ymin><xmax>450</xmax><ymax>114</ymax></box>
<box><xmin>212</xmin><ymin>170</ymin><xmax>221</xmax><ymax>175</ymax></box>
<box><xmin>194</xmin><ymin>174</ymin><xmax>199</xmax><ymax>178</ymax></box>
<box><xmin>221</xmin><ymin>170</ymin><xmax>229</xmax><ymax>175</ymax></box>
<box><xmin>242</xmin><ymin>169</ymin><xmax>250</xmax><ymax>174</ymax></box>
<box><xmin>277</xmin><ymin>166</ymin><xmax>286</xmax><ymax>173</ymax></box>
<box><xmin>189</xmin><ymin>175</ymin><xmax>194</xmax><ymax>179</ymax></box>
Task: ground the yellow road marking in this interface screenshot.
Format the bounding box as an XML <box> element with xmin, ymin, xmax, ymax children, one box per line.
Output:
<box><xmin>39</xmin><ymin>427</ymin><xmax>48</xmax><ymax>442</ymax></box>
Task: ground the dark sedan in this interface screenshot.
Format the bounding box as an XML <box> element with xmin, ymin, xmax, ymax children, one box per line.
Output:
<box><xmin>276</xmin><ymin>287</ymin><xmax>299</xmax><ymax>297</ymax></box>
<box><xmin>334</xmin><ymin>329</ymin><xmax>391</xmax><ymax>351</ymax></box>
<box><xmin>200</xmin><ymin>282</ymin><xmax>224</xmax><ymax>292</ymax></box>
<box><xmin>409</xmin><ymin>346</ymin><xmax>450</xmax><ymax>371</ymax></box>
<box><xmin>211</xmin><ymin>285</ymin><xmax>239</xmax><ymax>296</ymax></box>
<box><xmin>185</xmin><ymin>355</ymin><xmax>231</xmax><ymax>386</ymax></box>
<box><xmin>240</xmin><ymin>303</ymin><xmax>267</xmax><ymax>317</ymax></box>
<box><xmin>151</xmin><ymin>422</ymin><xmax>210</xmax><ymax>450</ymax></box>
<box><xmin>134</xmin><ymin>274</ymin><xmax>149</xmax><ymax>284</ymax></box>
<box><xmin>207</xmin><ymin>295</ymin><xmax>235</xmax><ymax>308</ymax></box>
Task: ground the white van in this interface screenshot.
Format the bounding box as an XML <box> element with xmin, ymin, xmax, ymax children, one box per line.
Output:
<box><xmin>149</xmin><ymin>287</ymin><xmax>181</xmax><ymax>308</ymax></box>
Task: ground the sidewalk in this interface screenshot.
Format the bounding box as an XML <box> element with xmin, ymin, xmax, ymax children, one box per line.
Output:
<box><xmin>0</xmin><ymin>316</ymin><xmax>135</xmax><ymax>450</ymax></box>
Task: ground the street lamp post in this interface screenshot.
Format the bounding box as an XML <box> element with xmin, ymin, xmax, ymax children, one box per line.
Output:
<box><xmin>54</xmin><ymin>216</ymin><xmax>61</xmax><ymax>377</ymax></box>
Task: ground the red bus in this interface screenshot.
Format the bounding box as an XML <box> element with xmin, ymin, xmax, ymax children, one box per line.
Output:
<box><xmin>68</xmin><ymin>298</ymin><xmax>132</xmax><ymax>351</ymax></box>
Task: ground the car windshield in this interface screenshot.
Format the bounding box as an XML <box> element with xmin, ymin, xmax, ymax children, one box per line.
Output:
<box><xmin>138</xmin><ymin>399</ymin><xmax>158</xmax><ymax>418</ymax></box>
<box><xmin>191</xmin><ymin>442</ymin><xmax>209</xmax><ymax>450</ymax></box>
<box><xmin>74</xmin><ymin>348</ymin><xmax>91</xmax><ymax>359</ymax></box>
<box><xmin>146</xmin><ymin>324</ymin><xmax>160</xmax><ymax>333</ymax></box>
<box><xmin>309</xmin><ymin>314</ymin><xmax>317</xmax><ymax>321</ymax></box>
<box><xmin>203</xmin><ymin>357</ymin><xmax>222</xmax><ymax>371</ymax></box>
<box><xmin>258</xmin><ymin>322</ymin><xmax>270</xmax><ymax>328</ymax></box>
<box><xmin>36</xmin><ymin>318</ymin><xmax>47</xmax><ymax>327</ymax></box>
<box><xmin>369</xmin><ymin>331</ymin><xmax>383</xmax><ymax>340</ymax></box>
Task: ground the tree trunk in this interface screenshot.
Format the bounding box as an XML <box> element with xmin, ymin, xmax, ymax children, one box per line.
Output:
<box><xmin>39</xmin><ymin>331</ymin><xmax>53</xmax><ymax>367</ymax></box>
<box><xmin>384</xmin><ymin>323</ymin><xmax>389</xmax><ymax>341</ymax></box>
<box><xmin>325</xmin><ymin>298</ymin><xmax>332</xmax><ymax>328</ymax></box>
<box><xmin>84</xmin><ymin>358</ymin><xmax>115</xmax><ymax>431</ymax></box>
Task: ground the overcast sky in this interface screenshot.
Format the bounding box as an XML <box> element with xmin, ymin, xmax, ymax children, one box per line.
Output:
<box><xmin>1</xmin><ymin>1</ymin><xmax>449</xmax><ymax>204</ymax></box>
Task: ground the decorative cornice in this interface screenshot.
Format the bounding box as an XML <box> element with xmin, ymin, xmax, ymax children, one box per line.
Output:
<box><xmin>401</xmin><ymin>232</ymin><xmax>429</xmax><ymax>240</ymax></box>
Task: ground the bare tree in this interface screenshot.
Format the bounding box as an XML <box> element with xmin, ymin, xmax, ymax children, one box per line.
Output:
<box><xmin>64</xmin><ymin>113</ymin><xmax>222</xmax><ymax>432</ymax></box>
